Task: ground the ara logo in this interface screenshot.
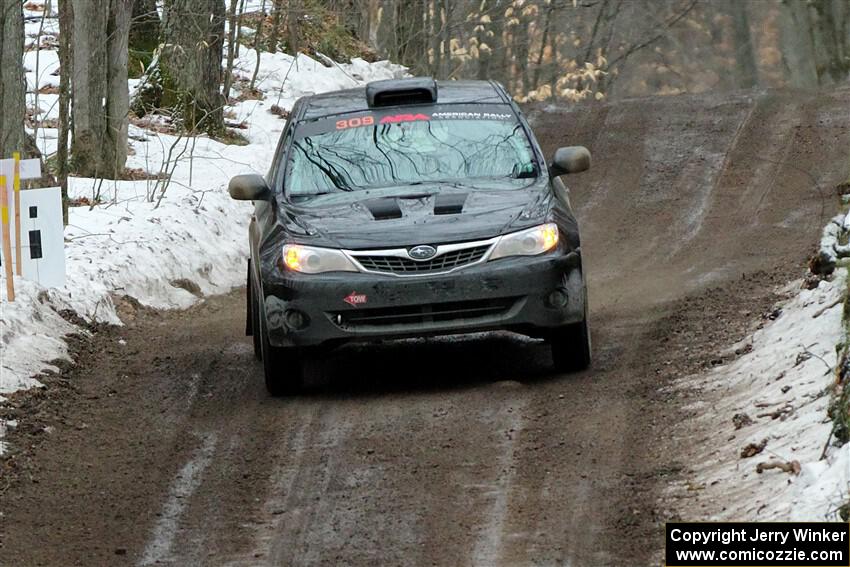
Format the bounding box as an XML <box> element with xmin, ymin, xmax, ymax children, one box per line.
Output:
<box><xmin>380</xmin><ymin>113</ymin><xmax>430</xmax><ymax>124</ymax></box>
<box><xmin>343</xmin><ymin>291</ymin><xmax>368</xmax><ymax>307</ymax></box>
<box><xmin>408</xmin><ymin>245</ymin><xmax>437</xmax><ymax>261</ymax></box>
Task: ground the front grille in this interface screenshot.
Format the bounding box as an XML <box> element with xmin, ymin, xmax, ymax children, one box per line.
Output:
<box><xmin>354</xmin><ymin>245</ymin><xmax>490</xmax><ymax>275</ymax></box>
<box><xmin>330</xmin><ymin>297</ymin><xmax>519</xmax><ymax>331</ymax></box>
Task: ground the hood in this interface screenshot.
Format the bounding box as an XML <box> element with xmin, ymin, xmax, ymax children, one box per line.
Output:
<box><xmin>278</xmin><ymin>180</ymin><xmax>553</xmax><ymax>249</ymax></box>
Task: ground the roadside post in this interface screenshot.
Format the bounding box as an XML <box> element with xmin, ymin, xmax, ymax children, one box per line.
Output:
<box><xmin>0</xmin><ymin>174</ymin><xmax>14</xmax><ymax>301</ymax></box>
<box><xmin>13</xmin><ymin>152</ymin><xmax>22</xmax><ymax>276</ymax></box>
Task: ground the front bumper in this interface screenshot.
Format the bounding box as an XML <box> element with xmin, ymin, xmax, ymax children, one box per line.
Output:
<box><xmin>262</xmin><ymin>251</ymin><xmax>585</xmax><ymax>348</ymax></box>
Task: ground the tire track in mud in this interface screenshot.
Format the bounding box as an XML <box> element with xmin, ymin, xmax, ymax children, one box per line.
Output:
<box><xmin>139</xmin><ymin>432</ymin><xmax>219</xmax><ymax>566</ymax></box>
<box><xmin>469</xmin><ymin>404</ymin><xmax>525</xmax><ymax>567</ymax></box>
<box><xmin>3</xmin><ymin>88</ymin><xmax>850</xmax><ymax>567</ymax></box>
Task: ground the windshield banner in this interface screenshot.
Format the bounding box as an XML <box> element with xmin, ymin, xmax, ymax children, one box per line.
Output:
<box><xmin>294</xmin><ymin>105</ymin><xmax>517</xmax><ymax>138</ymax></box>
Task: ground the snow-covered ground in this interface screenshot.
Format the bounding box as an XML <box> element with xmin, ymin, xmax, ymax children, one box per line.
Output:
<box><xmin>668</xmin><ymin>268</ymin><xmax>849</xmax><ymax>520</ymax></box>
<box><xmin>1</xmin><ymin>4</ymin><xmax>407</xmax><ymax>398</ymax></box>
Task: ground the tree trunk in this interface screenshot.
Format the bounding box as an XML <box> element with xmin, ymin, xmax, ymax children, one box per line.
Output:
<box><xmin>267</xmin><ymin>0</ymin><xmax>283</xmax><ymax>53</ymax></box>
<box><xmin>107</xmin><ymin>0</ymin><xmax>132</xmax><ymax>175</ymax></box>
<box><xmin>235</xmin><ymin>0</ymin><xmax>246</xmax><ymax>57</ymax></box>
<box><xmin>808</xmin><ymin>0</ymin><xmax>850</xmax><ymax>84</ymax></box>
<box><xmin>161</xmin><ymin>0</ymin><xmax>227</xmax><ymax>136</ymax></box>
<box><xmin>513</xmin><ymin>9</ymin><xmax>530</xmax><ymax>93</ymax></box>
<box><xmin>287</xmin><ymin>0</ymin><xmax>300</xmax><ymax>56</ymax></box>
<box><xmin>0</xmin><ymin>0</ymin><xmax>26</xmax><ymax>160</ymax></box>
<box><xmin>70</xmin><ymin>0</ymin><xmax>131</xmax><ymax>179</ymax></box>
<box><xmin>430</xmin><ymin>0</ymin><xmax>441</xmax><ymax>76</ymax></box>
<box><xmin>58</xmin><ymin>0</ymin><xmax>73</xmax><ymax>222</ymax></box>
<box><xmin>779</xmin><ymin>0</ymin><xmax>819</xmax><ymax>88</ymax></box>
<box><xmin>250</xmin><ymin>0</ymin><xmax>266</xmax><ymax>91</ymax></box>
<box><xmin>70</xmin><ymin>0</ymin><xmax>108</xmax><ymax>177</ymax></box>
<box><xmin>441</xmin><ymin>0</ymin><xmax>451</xmax><ymax>78</ymax></box>
<box><xmin>729</xmin><ymin>0</ymin><xmax>758</xmax><ymax>89</ymax></box>
<box><xmin>532</xmin><ymin>3</ymin><xmax>555</xmax><ymax>90</ymax></box>
<box><xmin>223</xmin><ymin>0</ymin><xmax>240</xmax><ymax>99</ymax></box>
<box><xmin>475</xmin><ymin>0</ymin><xmax>490</xmax><ymax>80</ymax></box>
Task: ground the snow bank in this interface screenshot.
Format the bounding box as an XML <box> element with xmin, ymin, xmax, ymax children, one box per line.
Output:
<box><xmin>1</xmin><ymin>11</ymin><xmax>407</xmax><ymax>396</ymax></box>
<box><xmin>816</xmin><ymin>215</ymin><xmax>850</xmax><ymax>273</ymax></box>
<box><xmin>669</xmin><ymin>270</ymin><xmax>848</xmax><ymax>520</ymax></box>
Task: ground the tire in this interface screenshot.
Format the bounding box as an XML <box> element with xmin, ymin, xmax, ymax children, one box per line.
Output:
<box><xmin>258</xmin><ymin>299</ymin><xmax>304</xmax><ymax>396</ymax></box>
<box><xmin>248</xmin><ymin>270</ymin><xmax>262</xmax><ymax>361</ymax></box>
<box><xmin>551</xmin><ymin>315</ymin><xmax>592</xmax><ymax>373</ymax></box>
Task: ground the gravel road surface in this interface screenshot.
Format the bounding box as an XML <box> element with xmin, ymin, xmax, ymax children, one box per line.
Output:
<box><xmin>3</xmin><ymin>89</ymin><xmax>849</xmax><ymax>566</ymax></box>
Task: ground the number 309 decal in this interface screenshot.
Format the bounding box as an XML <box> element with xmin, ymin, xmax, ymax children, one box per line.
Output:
<box><xmin>336</xmin><ymin>116</ymin><xmax>374</xmax><ymax>130</ymax></box>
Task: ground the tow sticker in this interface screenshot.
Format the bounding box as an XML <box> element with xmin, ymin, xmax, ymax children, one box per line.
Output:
<box><xmin>344</xmin><ymin>291</ymin><xmax>368</xmax><ymax>307</ymax></box>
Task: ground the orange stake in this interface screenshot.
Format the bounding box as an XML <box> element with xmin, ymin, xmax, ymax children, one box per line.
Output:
<box><xmin>0</xmin><ymin>174</ymin><xmax>15</xmax><ymax>302</ymax></box>
<box><xmin>13</xmin><ymin>152</ymin><xmax>22</xmax><ymax>276</ymax></box>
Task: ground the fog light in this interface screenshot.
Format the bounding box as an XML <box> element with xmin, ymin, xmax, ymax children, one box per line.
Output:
<box><xmin>548</xmin><ymin>289</ymin><xmax>568</xmax><ymax>308</ymax></box>
<box><xmin>284</xmin><ymin>309</ymin><xmax>308</xmax><ymax>330</ymax></box>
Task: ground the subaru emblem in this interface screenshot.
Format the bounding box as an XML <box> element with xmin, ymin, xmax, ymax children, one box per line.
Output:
<box><xmin>408</xmin><ymin>245</ymin><xmax>437</xmax><ymax>261</ymax></box>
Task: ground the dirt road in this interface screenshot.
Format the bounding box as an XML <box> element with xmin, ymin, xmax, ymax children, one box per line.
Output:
<box><xmin>3</xmin><ymin>89</ymin><xmax>849</xmax><ymax>566</ymax></box>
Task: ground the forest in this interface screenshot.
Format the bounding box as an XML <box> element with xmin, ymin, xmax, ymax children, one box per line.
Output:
<box><xmin>1</xmin><ymin>0</ymin><xmax>848</xmax><ymax>194</ymax></box>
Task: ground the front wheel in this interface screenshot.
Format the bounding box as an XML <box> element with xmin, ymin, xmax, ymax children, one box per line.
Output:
<box><xmin>551</xmin><ymin>316</ymin><xmax>591</xmax><ymax>373</ymax></box>
<box><xmin>258</xmin><ymin>302</ymin><xmax>304</xmax><ymax>396</ymax></box>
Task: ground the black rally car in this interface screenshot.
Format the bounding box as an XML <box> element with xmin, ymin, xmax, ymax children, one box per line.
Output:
<box><xmin>230</xmin><ymin>77</ymin><xmax>592</xmax><ymax>395</ymax></box>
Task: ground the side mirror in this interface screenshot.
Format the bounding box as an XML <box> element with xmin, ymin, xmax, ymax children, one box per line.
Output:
<box><xmin>550</xmin><ymin>146</ymin><xmax>591</xmax><ymax>176</ymax></box>
<box><xmin>229</xmin><ymin>174</ymin><xmax>271</xmax><ymax>201</ymax></box>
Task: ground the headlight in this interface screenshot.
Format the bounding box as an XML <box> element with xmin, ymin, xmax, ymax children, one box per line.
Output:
<box><xmin>490</xmin><ymin>223</ymin><xmax>559</xmax><ymax>260</ymax></box>
<box><xmin>282</xmin><ymin>244</ymin><xmax>358</xmax><ymax>274</ymax></box>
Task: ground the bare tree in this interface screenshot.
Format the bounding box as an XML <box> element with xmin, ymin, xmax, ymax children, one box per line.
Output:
<box><xmin>532</xmin><ymin>1</ymin><xmax>555</xmax><ymax>90</ymax></box>
<box><xmin>250</xmin><ymin>0</ymin><xmax>266</xmax><ymax>91</ymax></box>
<box><xmin>474</xmin><ymin>0</ymin><xmax>492</xmax><ymax>80</ymax></box>
<box><xmin>784</xmin><ymin>0</ymin><xmax>849</xmax><ymax>86</ymax></box>
<box><xmin>729</xmin><ymin>0</ymin><xmax>757</xmax><ymax>89</ymax></box>
<box><xmin>235</xmin><ymin>0</ymin><xmax>246</xmax><ymax>56</ymax></box>
<box><xmin>441</xmin><ymin>0</ymin><xmax>452</xmax><ymax>77</ymax></box>
<box><xmin>288</xmin><ymin>0</ymin><xmax>301</xmax><ymax>56</ymax></box>
<box><xmin>430</xmin><ymin>0</ymin><xmax>442</xmax><ymax>75</ymax></box>
<box><xmin>129</xmin><ymin>0</ymin><xmax>160</xmax><ymax>56</ymax></box>
<box><xmin>812</xmin><ymin>0</ymin><xmax>850</xmax><ymax>84</ymax></box>
<box><xmin>223</xmin><ymin>0</ymin><xmax>241</xmax><ymax>99</ymax></box>
<box><xmin>268</xmin><ymin>0</ymin><xmax>283</xmax><ymax>52</ymax></box>
<box><xmin>779</xmin><ymin>0</ymin><xmax>820</xmax><ymax>87</ymax></box>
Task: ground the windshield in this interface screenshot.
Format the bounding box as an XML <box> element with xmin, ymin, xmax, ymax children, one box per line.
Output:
<box><xmin>284</xmin><ymin>106</ymin><xmax>538</xmax><ymax>198</ymax></box>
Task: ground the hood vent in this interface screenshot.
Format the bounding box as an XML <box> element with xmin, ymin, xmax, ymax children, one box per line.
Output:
<box><xmin>434</xmin><ymin>193</ymin><xmax>468</xmax><ymax>215</ymax></box>
<box><xmin>363</xmin><ymin>198</ymin><xmax>403</xmax><ymax>220</ymax></box>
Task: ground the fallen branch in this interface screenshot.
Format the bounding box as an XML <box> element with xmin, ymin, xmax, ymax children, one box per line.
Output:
<box><xmin>813</xmin><ymin>298</ymin><xmax>843</xmax><ymax>319</ymax></box>
<box><xmin>756</xmin><ymin>459</ymin><xmax>801</xmax><ymax>475</ymax></box>
<box><xmin>820</xmin><ymin>423</ymin><xmax>835</xmax><ymax>461</ymax></box>
<box><xmin>741</xmin><ymin>438</ymin><xmax>768</xmax><ymax>458</ymax></box>
<box><xmin>799</xmin><ymin>344</ymin><xmax>834</xmax><ymax>375</ymax></box>
<box><xmin>757</xmin><ymin>405</ymin><xmax>794</xmax><ymax>420</ymax></box>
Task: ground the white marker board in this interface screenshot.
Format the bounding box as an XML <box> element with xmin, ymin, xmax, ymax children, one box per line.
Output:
<box><xmin>0</xmin><ymin>162</ymin><xmax>66</xmax><ymax>289</ymax></box>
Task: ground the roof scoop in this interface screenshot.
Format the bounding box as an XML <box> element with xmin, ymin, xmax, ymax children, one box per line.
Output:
<box><xmin>366</xmin><ymin>77</ymin><xmax>438</xmax><ymax>108</ymax></box>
